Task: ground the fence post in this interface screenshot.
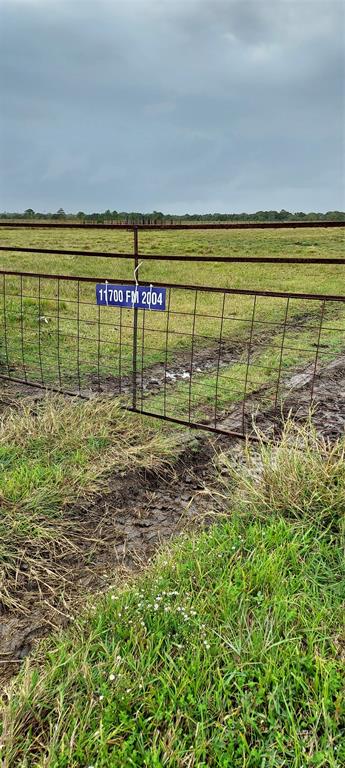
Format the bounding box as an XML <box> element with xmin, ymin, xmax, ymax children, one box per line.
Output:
<box><xmin>132</xmin><ymin>226</ymin><xmax>139</xmax><ymax>409</ymax></box>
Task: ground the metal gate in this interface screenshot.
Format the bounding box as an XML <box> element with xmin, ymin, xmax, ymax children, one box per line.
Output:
<box><xmin>0</xmin><ymin>222</ymin><xmax>344</xmax><ymax>439</ymax></box>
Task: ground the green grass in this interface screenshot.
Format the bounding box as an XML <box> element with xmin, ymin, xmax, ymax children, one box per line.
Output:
<box><xmin>2</xmin><ymin>422</ymin><xmax>344</xmax><ymax>767</ymax></box>
<box><xmin>147</xmin><ymin>310</ymin><xmax>345</xmax><ymax>423</ymax></box>
<box><xmin>0</xmin><ymin>395</ymin><xmax>181</xmax><ymax>611</ymax></box>
<box><xmin>0</xmin><ymin>227</ymin><xmax>344</xmax><ymax>392</ymax></box>
<box><xmin>1</xmin><ymin>226</ymin><xmax>344</xmax><ymax>288</ymax></box>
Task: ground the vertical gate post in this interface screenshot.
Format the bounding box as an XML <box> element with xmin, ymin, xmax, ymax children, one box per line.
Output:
<box><xmin>132</xmin><ymin>226</ymin><xmax>139</xmax><ymax>409</ymax></box>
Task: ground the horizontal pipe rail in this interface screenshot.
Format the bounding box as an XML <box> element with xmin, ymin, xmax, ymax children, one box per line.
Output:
<box><xmin>125</xmin><ymin>407</ymin><xmax>261</xmax><ymax>441</ymax></box>
<box><xmin>0</xmin><ymin>245</ymin><xmax>134</xmax><ymax>259</ymax></box>
<box><xmin>1</xmin><ymin>268</ymin><xmax>345</xmax><ymax>302</ymax></box>
<box><xmin>0</xmin><ymin>375</ymin><xmax>260</xmax><ymax>441</ymax></box>
<box><xmin>0</xmin><ymin>373</ymin><xmax>89</xmax><ymax>399</ymax></box>
<box><xmin>0</xmin><ymin>245</ymin><xmax>344</xmax><ymax>265</ymax></box>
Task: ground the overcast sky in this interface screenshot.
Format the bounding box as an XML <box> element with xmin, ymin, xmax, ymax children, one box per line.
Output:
<box><xmin>0</xmin><ymin>0</ymin><xmax>344</xmax><ymax>214</ymax></box>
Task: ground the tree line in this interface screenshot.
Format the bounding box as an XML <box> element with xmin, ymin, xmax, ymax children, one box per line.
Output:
<box><xmin>1</xmin><ymin>207</ymin><xmax>344</xmax><ymax>223</ymax></box>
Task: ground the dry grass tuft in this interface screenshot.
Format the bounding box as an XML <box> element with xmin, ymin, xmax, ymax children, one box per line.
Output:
<box><xmin>218</xmin><ymin>418</ymin><xmax>345</xmax><ymax>532</ymax></box>
<box><xmin>0</xmin><ymin>394</ymin><xmax>182</xmax><ymax>612</ymax></box>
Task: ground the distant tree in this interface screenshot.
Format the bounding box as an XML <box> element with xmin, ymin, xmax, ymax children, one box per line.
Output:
<box><xmin>2</xmin><ymin>208</ymin><xmax>343</xmax><ymax>224</ymax></box>
<box><xmin>324</xmin><ymin>211</ymin><xmax>345</xmax><ymax>221</ymax></box>
<box><xmin>276</xmin><ymin>209</ymin><xmax>291</xmax><ymax>221</ymax></box>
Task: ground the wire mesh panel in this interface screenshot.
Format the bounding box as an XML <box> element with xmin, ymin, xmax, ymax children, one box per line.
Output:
<box><xmin>1</xmin><ymin>269</ymin><xmax>345</xmax><ymax>438</ymax></box>
<box><xmin>132</xmin><ymin>284</ymin><xmax>345</xmax><ymax>437</ymax></box>
<box><xmin>0</xmin><ymin>272</ymin><xmax>133</xmax><ymax>396</ymax></box>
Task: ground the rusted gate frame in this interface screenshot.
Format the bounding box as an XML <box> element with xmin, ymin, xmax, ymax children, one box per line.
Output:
<box><xmin>1</xmin><ymin>268</ymin><xmax>344</xmax><ymax>303</ymax></box>
<box><xmin>0</xmin><ymin>220</ymin><xmax>344</xmax><ymax>439</ymax></box>
<box><xmin>1</xmin><ymin>267</ymin><xmax>345</xmax><ymax>441</ymax></box>
<box><xmin>0</xmin><ymin>245</ymin><xmax>344</xmax><ymax>265</ymax></box>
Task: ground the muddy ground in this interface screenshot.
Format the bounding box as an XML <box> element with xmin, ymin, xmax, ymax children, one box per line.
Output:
<box><xmin>85</xmin><ymin>309</ymin><xmax>319</xmax><ymax>398</ymax></box>
<box><xmin>0</xmin><ymin>428</ymin><xmax>231</xmax><ymax>685</ymax></box>
<box><xmin>221</xmin><ymin>354</ymin><xmax>345</xmax><ymax>440</ymax></box>
<box><xmin>0</xmin><ymin>349</ymin><xmax>344</xmax><ymax>686</ymax></box>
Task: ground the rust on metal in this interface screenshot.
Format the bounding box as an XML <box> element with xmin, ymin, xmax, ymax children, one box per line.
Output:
<box><xmin>0</xmin><ymin>245</ymin><xmax>344</xmax><ymax>265</ymax></box>
<box><xmin>0</xmin><ymin>222</ymin><xmax>344</xmax><ymax>439</ymax></box>
<box><xmin>1</xmin><ymin>268</ymin><xmax>344</xmax><ymax>302</ymax></box>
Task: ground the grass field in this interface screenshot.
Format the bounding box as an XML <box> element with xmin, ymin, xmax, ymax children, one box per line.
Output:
<box><xmin>1</xmin><ymin>226</ymin><xmax>344</xmax><ymax>289</ymax></box>
<box><xmin>0</xmin><ymin>395</ymin><xmax>181</xmax><ymax>613</ymax></box>
<box><xmin>2</xmin><ymin>421</ymin><xmax>344</xmax><ymax>767</ymax></box>
<box><xmin>0</xmin><ymin>226</ymin><xmax>344</xmax><ymax>425</ymax></box>
<box><xmin>1</xmin><ymin>227</ymin><xmax>344</xmax><ymax>765</ymax></box>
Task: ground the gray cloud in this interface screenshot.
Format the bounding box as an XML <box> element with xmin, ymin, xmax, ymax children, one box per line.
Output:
<box><xmin>0</xmin><ymin>0</ymin><xmax>344</xmax><ymax>213</ymax></box>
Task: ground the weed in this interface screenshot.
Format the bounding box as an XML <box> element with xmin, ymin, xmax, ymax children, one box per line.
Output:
<box><xmin>1</xmin><ymin>423</ymin><xmax>344</xmax><ymax>767</ymax></box>
<box><xmin>0</xmin><ymin>394</ymin><xmax>181</xmax><ymax>612</ymax></box>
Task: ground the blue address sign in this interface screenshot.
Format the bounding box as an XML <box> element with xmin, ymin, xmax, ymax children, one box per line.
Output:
<box><xmin>96</xmin><ymin>284</ymin><xmax>166</xmax><ymax>311</ymax></box>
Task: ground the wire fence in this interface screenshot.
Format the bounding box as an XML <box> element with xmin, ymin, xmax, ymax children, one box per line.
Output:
<box><xmin>1</xmin><ymin>221</ymin><xmax>344</xmax><ymax>437</ymax></box>
<box><xmin>1</xmin><ymin>268</ymin><xmax>345</xmax><ymax>438</ymax></box>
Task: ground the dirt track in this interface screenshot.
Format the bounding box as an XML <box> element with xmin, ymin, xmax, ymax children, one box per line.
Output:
<box><xmin>85</xmin><ymin>310</ymin><xmax>317</xmax><ymax>398</ymax></box>
<box><xmin>1</xmin><ymin>351</ymin><xmax>344</xmax><ymax>685</ymax></box>
<box><xmin>0</xmin><ymin>433</ymin><xmax>229</xmax><ymax>685</ymax></box>
<box><xmin>218</xmin><ymin>354</ymin><xmax>345</xmax><ymax>439</ymax></box>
